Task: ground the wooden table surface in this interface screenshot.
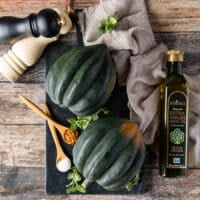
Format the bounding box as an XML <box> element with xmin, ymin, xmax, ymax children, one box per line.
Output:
<box><xmin>1</xmin><ymin>0</ymin><xmax>200</xmax><ymax>199</ymax></box>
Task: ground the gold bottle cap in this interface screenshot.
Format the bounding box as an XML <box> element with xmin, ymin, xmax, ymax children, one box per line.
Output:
<box><xmin>167</xmin><ymin>50</ymin><xmax>184</xmax><ymax>62</ymax></box>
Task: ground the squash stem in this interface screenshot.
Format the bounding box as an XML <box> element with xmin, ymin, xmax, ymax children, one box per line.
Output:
<box><xmin>81</xmin><ymin>179</ymin><xmax>91</xmax><ymax>188</ymax></box>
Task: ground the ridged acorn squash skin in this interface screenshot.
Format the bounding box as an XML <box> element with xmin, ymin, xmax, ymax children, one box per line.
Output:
<box><xmin>72</xmin><ymin>117</ymin><xmax>145</xmax><ymax>191</ymax></box>
<box><xmin>46</xmin><ymin>44</ymin><xmax>116</xmax><ymax>116</ymax></box>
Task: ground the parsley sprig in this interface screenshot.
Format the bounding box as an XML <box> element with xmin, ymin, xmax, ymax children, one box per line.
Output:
<box><xmin>124</xmin><ymin>171</ymin><xmax>141</xmax><ymax>191</ymax></box>
<box><xmin>98</xmin><ymin>12</ymin><xmax>119</xmax><ymax>34</ymax></box>
<box><xmin>66</xmin><ymin>167</ymin><xmax>86</xmax><ymax>193</ymax></box>
<box><xmin>67</xmin><ymin>108</ymin><xmax>109</xmax><ymax>131</ymax></box>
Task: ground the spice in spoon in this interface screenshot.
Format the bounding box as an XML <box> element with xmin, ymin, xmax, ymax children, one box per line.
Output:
<box><xmin>56</xmin><ymin>157</ymin><xmax>71</xmax><ymax>173</ymax></box>
<box><xmin>64</xmin><ymin>129</ymin><xmax>79</xmax><ymax>145</ymax></box>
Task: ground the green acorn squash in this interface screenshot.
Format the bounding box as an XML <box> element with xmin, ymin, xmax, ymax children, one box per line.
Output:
<box><xmin>73</xmin><ymin>117</ymin><xmax>145</xmax><ymax>191</ymax></box>
<box><xmin>46</xmin><ymin>44</ymin><xmax>116</xmax><ymax>116</ymax></box>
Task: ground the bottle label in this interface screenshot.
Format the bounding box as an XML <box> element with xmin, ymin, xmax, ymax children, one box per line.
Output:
<box><xmin>167</xmin><ymin>91</ymin><xmax>187</xmax><ymax>168</ymax></box>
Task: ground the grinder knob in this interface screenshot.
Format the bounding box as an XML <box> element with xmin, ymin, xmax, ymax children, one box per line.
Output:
<box><xmin>0</xmin><ymin>8</ymin><xmax>62</xmax><ymax>42</ymax></box>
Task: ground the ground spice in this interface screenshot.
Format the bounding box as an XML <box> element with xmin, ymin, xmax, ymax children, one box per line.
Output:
<box><xmin>64</xmin><ymin>129</ymin><xmax>79</xmax><ymax>145</ymax></box>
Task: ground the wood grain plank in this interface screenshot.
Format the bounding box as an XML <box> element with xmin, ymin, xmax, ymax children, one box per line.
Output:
<box><xmin>72</xmin><ymin>0</ymin><xmax>98</xmax><ymax>9</ymax></box>
<box><xmin>0</xmin><ymin>167</ymin><xmax>44</xmax><ymax>198</ymax></box>
<box><xmin>144</xmin><ymin>169</ymin><xmax>200</xmax><ymax>199</ymax></box>
<box><xmin>0</xmin><ymin>0</ymin><xmax>66</xmax><ymax>16</ymax></box>
<box><xmin>0</xmin><ymin>83</ymin><xmax>45</xmax><ymax>124</ymax></box>
<box><xmin>0</xmin><ymin>125</ymin><xmax>45</xmax><ymax>168</ymax></box>
<box><xmin>1</xmin><ymin>167</ymin><xmax>200</xmax><ymax>199</ymax></box>
<box><xmin>73</xmin><ymin>0</ymin><xmax>200</xmax><ymax>32</ymax></box>
<box><xmin>156</xmin><ymin>32</ymin><xmax>200</xmax><ymax>75</ymax></box>
<box><xmin>1</xmin><ymin>0</ymin><xmax>200</xmax><ymax>32</ymax></box>
<box><xmin>146</xmin><ymin>0</ymin><xmax>200</xmax><ymax>32</ymax></box>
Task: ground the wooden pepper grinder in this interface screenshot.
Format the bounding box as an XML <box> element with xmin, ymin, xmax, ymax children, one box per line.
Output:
<box><xmin>0</xmin><ymin>8</ymin><xmax>72</xmax><ymax>82</ymax></box>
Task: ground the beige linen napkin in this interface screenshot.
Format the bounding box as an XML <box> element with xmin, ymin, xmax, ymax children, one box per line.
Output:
<box><xmin>79</xmin><ymin>0</ymin><xmax>200</xmax><ymax>166</ymax></box>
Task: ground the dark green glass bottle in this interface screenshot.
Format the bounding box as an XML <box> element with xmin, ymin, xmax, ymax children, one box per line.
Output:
<box><xmin>159</xmin><ymin>50</ymin><xmax>189</xmax><ymax>177</ymax></box>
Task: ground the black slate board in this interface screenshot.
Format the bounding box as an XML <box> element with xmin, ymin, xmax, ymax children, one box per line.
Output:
<box><xmin>45</xmin><ymin>39</ymin><xmax>144</xmax><ymax>195</ymax></box>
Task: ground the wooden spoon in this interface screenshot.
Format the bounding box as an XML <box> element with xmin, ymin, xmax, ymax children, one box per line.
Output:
<box><xmin>19</xmin><ymin>95</ymin><xmax>78</xmax><ymax>145</ymax></box>
<box><xmin>44</xmin><ymin>104</ymin><xmax>71</xmax><ymax>173</ymax></box>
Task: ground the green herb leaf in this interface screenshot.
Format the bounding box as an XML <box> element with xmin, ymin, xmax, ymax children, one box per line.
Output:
<box><xmin>67</xmin><ymin>118</ymin><xmax>76</xmax><ymax>124</ymax></box>
<box><xmin>74</xmin><ymin>172</ymin><xmax>82</xmax><ymax>182</ymax></box>
<box><xmin>67</xmin><ymin>173</ymin><xmax>74</xmax><ymax>180</ymax></box>
<box><xmin>98</xmin><ymin>12</ymin><xmax>119</xmax><ymax>34</ymax></box>
<box><xmin>66</xmin><ymin>166</ymin><xmax>86</xmax><ymax>194</ymax></box>
<box><xmin>67</xmin><ymin>108</ymin><xmax>109</xmax><ymax>131</ymax></box>
<box><xmin>124</xmin><ymin>171</ymin><xmax>141</xmax><ymax>192</ymax></box>
<box><xmin>66</xmin><ymin>186</ymin><xmax>77</xmax><ymax>193</ymax></box>
<box><xmin>76</xmin><ymin>184</ymin><xmax>86</xmax><ymax>193</ymax></box>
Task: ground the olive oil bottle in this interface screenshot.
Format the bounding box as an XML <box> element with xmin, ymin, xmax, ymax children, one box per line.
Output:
<box><xmin>159</xmin><ymin>50</ymin><xmax>189</xmax><ymax>177</ymax></box>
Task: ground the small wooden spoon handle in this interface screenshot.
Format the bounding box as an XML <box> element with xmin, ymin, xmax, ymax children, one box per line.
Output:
<box><xmin>44</xmin><ymin>104</ymin><xmax>66</xmax><ymax>160</ymax></box>
<box><xmin>19</xmin><ymin>95</ymin><xmax>65</xmax><ymax>131</ymax></box>
<box><xmin>19</xmin><ymin>95</ymin><xmax>76</xmax><ymax>144</ymax></box>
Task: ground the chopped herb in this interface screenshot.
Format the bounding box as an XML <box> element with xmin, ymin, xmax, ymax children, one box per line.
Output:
<box><xmin>98</xmin><ymin>12</ymin><xmax>119</xmax><ymax>34</ymax></box>
<box><xmin>124</xmin><ymin>171</ymin><xmax>140</xmax><ymax>192</ymax></box>
<box><xmin>66</xmin><ymin>166</ymin><xmax>86</xmax><ymax>193</ymax></box>
<box><xmin>67</xmin><ymin>108</ymin><xmax>109</xmax><ymax>131</ymax></box>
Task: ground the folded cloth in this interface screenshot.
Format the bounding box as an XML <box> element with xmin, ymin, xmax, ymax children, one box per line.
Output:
<box><xmin>78</xmin><ymin>0</ymin><xmax>200</xmax><ymax>166</ymax></box>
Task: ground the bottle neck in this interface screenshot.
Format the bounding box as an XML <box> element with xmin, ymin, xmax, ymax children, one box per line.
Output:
<box><xmin>167</xmin><ymin>61</ymin><xmax>183</xmax><ymax>76</ymax></box>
